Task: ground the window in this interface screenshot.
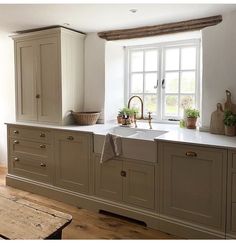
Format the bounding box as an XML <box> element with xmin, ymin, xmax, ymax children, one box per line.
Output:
<box><xmin>126</xmin><ymin>40</ymin><xmax>200</xmax><ymax>121</ymax></box>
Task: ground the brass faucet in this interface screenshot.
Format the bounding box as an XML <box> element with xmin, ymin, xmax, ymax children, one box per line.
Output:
<box><xmin>127</xmin><ymin>96</ymin><xmax>152</xmax><ymax>129</ymax></box>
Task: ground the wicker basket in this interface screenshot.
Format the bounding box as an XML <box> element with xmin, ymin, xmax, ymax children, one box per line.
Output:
<box><xmin>71</xmin><ymin>111</ymin><xmax>100</xmax><ymax>125</ymax></box>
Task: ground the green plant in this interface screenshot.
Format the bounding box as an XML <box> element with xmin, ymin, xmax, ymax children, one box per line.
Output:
<box><xmin>223</xmin><ymin>110</ymin><xmax>236</xmax><ymax>126</ymax></box>
<box><xmin>118</xmin><ymin>107</ymin><xmax>138</xmax><ymax>117</ymax></box>
<box><xmin>185</xmin><ymin>108</ymin><xmax>200</xmax><ymax>118</ymax></box>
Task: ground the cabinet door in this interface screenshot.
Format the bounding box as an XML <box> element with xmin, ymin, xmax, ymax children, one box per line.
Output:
<box><xmin>95</xmin><ymin>156</ymin><xmax>123</xmax><ymax>202</ymax></box>
<box><xmin>16</xmin><ymin>40</ymin><xmax>37</xmax><ymax>121</ymax></box>
<box><xmin>226</xmin><ymin>150</ymin><xmax>236</xmax><ymax>238</ymax></box>
<box><xmin>55</xmin><ymin>131</ymin><xmax>90</xmax><ymax>194</ymax></box>
<box><xmin>123</xmin><ymin>161</ymin><xmax>155</xmax><ymax>210</ymax></box>
<box><xmin>36</xmin><ymin>36</ymin><xmax>60</xmax><ymax>123</ymax></box>
<box><xmin>161</xmin><ymin>143</ymin><xmax>227</xmax><ymax>230</ymax></box>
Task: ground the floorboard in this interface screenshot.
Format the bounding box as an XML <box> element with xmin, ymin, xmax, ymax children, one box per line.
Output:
<box><xmin>0</xmin><ymin>166</ymin><xmax>179</xmax><ymax>239</ymax></box>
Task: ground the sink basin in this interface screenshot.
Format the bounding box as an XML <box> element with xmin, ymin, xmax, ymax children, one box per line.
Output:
<box><xmin>109</xmin><ymin>126</ymin><xmax>167</xmax><ymax>141</ymax></box>
<box><xmin>94</xmin><ymin>126</ymin><xmax>168</xmax><ymax>163</ymax></box>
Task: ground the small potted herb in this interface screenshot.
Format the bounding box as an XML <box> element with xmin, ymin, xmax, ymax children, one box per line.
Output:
<box><xmin>117</xmin><ymin>107</ymin><xmax>138</xmax><ymax>125</ymax></box>
<box><xmin>223</xmin><ymin>110</ymin><xmax>236</xmax><ymax>136</ymax></box>
<box><xmin>185</xmin><ymin>108</ymin><xmax>200</xmax><ymax>129</ymax></box>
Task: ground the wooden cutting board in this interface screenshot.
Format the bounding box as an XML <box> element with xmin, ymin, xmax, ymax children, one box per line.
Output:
<box><xmin>224</xmin><ymin>90</ymin><xmax>236</xmax><ymax>113</ymax></box>
<box><xmin>210</xmin><ymin>103</ymin><xmax>225</xmax><ymax>135</ymax></box>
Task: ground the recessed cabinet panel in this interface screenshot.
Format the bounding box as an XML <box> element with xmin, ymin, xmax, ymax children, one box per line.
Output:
<box><xmin>231</xmin><ymin>203</ymin><xmax>236</xmax><ymax>232</ymax></box>
<box><xmin>55</xmin><ymin>132</ymin><xmax>90</xmax><ymax>194</ymax></box>
<box><xmin>16</xmin><ymin>41</ymin><xmax>37</xmax><ymax>121</ymax></box>
<box><xmin>123</xmin><ymin>161</ymin><xmax>155</xmax><ymax>210</ymax></box>
<box><xmin>95</xmin><ymin>156</ymin><xmax>123</xmax><ymax>202</ymax></box>
<box><xmin>161</xmin><ymin>143</ymin><xmax>226</xmax><ymax>230</ymax></box>
<box><xmin>37</xmin><ymin>37</ymin><xmax>60</xmax><ymax>123</ymax></box>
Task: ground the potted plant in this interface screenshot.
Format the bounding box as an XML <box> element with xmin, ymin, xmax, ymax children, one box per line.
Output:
<box><xmin>223</xmin><ymin>110</ymin><xmax>236</xmax><ymax>136</ymax></box>
<box><xmin>185</xmin><ymin>108</ymin><xmax>200</xmax><ymax>129</ymax></box>
<box><xmin>117</xmin><ymin>107</ymin><xmax>138</xmax><ymax>125</ymax></box>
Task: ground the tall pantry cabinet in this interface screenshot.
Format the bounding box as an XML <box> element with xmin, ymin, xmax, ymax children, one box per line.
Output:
<box><xmin>13</xmin><ymin>27</ymin><xmax>85</xmax><ymax>125</ymax></box>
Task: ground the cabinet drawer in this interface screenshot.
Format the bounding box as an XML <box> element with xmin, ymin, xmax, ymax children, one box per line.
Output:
<box><xmin>9</xmin><ymin>126</ymin><xmax>52</xmax><ymax>143</ymax></box>
<box><xmin>9</xmin><ymin>154</ymin><xmax>51</xmax><ymax>183</ymax></box>
<box><xmin>10</xmin><ymin>138</ymin><xmax>51</xmax><ymax>158</ymax></box>
<box><xmin>233</xmin><ymin>153</ymin><xmax>236</xmax><ymax>170</ymax></box>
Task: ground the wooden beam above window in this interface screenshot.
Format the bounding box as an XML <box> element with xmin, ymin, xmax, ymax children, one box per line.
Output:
<box><xmin>98</xmin><ymin>15</ymin><xmax>222</xmax><ymax>41</ymax></box>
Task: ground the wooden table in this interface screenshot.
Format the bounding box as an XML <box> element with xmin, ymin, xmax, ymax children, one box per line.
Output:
<box><xmin>0</xmin><ymin>193</ymin><xmax>72</xmax><ymax>239</ymax></box>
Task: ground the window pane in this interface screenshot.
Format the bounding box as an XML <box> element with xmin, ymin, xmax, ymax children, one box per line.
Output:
<box><xmin>144</xmin><ymin>95</ymin><xmax>157</xmax><ymax>113</ymax></box>
<box><xmin>129</xmin><ymin>95</ymin><xmax>143</xmax><ymax>118</ymax></box>
<box><xmin>131</xmin><ymin>74</ymin><xmax>143</xmax><ymax>93</ymax></box>
<box><xmin>165</xmin><ymin>48</ymin><xmax>179</xmax><ymax>70</ymax></box>
<box><xmin>131</xmin><ymin>51</ymin><xmax>143</xmax><ymax>72</ymax></box>
<box><xmin>165</xmin><ymin>95</ymin><xmax>178</xmax><ymax>116</ymax></box>
<box><xmin>181</xmin><ymin>47</ymin><xmax>196</xmax><ymax>70</ymax></box>
<box><xmin>165</xmin><ymin>72</ymin><xmax>179</xmax><ymax>93</ymax></box>
<box><xmin>145</xmin><ymin>50</ymin><xmax>158</xmax><ymax>71</ymax></box>
<box><xmin>145</xmin><ymin>73</ymin><xmax>157</xmax><ymax>93</ymax></box>
<box><xmin>181</xmin><ymin>71</ymin><xmax>195</xmax><ymax>93</ymax></box>
<box><xmin>180</xmin><ymin>95</ymin><xmax>195</xmax><ymax>117</ymax></box>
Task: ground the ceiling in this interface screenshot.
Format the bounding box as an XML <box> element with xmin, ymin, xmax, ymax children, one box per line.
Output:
<box><xmin>0</xmin><ymin>4</ymin><xmax>236</xmax><ymax>34</ymax></box>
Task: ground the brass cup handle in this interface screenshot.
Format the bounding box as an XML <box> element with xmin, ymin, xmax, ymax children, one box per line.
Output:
<box><xmin>40</xmin><ymin>163</ymin><xmax>46</xmax><ymax>167</ymax></box>
<box><xmin>120</xmin><ymin>171</ymin><xmax>126</xmax><ymax>177</ymax></box>
<box><xmin>39</xmin><ymin>144</ymin><xmax>46</xmax><ymax>149</ymax></box>
<box><xmin>14</xmin><ymin>140</ymin><xmax>19</xmax><ymax>144</ymax></box>
<box><xmin>14</xmin><ymin>157</ymin><xmax>19</xmax><ymax>162</ymax></box>
<box><xmin>67</xmin><ymin>136</ymin><xmax>74</xmax><ymax>140</ymax></box>
<box><xmin>185</xmin><ymin>151</ymin><xmax>197</xmax><ymax>157</ymax></box>
<box><xmin>40</xmin><ymin>133</ymin><xmax>46</xmax><ymax>138</ymax></box>
<box><xmin>13</xmin><ymin>130</ymin><xmax>19</xmax><ymax>134</ymax></box>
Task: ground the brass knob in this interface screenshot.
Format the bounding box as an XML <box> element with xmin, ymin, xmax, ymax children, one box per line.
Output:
<box><xmin>39</xmin><ymin>144</ymin><xmax>46</xmax><ymax>149</ymax></box>
<box><xmin>40</xmin><ymin>133</ymin><xmax>46</xmax><ymax>138</ymax></box>
<box><xmin>185</xmin><ymin>151</ymin><xmax>197</xmax><ymax>157</ymax></box>
<box><xmin>14</xmin><ymin>157</ymin><xmax>19</xmax><ymax>162</ymax></box>
<box><xmin>13</xmin><ymin>130</ymin><xmax>19</xmax><ymax>134</ymax></box>
<box><xmin>14</xmin><ymin>140</ymin><xmax>19</xmax><ymax>144</ymax></box>
<box><xmin>120</xmin><ymin>171</ymin><xmax>126</xmax><ymax>177</ymax></box>
<box><xmin>40</xmin><ymin>163</ymin><xmax>46</xmax><ymax>167</ymax></box>
<box><xmin>67</xmin><ymin>136</ymin><xmax>74</xmax><ymax>140</ymax></box>
<box><xmin>36</xmin><ymin>94</ymin><xmax>40</xmax><ymax>99</ymax></box>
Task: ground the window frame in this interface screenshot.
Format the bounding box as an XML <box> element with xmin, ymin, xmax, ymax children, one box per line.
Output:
<box><xmin>125</xmin><ymin>39</ymin><xmax>201</xmax><ymax>123</ymax></box>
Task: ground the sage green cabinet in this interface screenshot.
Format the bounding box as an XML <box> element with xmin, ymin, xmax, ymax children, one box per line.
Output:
<box><xmin>54</xmin><ymin>131</ymin><xmax>91</xmax><ymax>194</ymax></box>
<box><xmin>95</xmin><ymin>156</ymin><xmax>155</xmax><ymax>210</ymax></box>
<box><xmin>160</xmin><ymin>142</ymin><xmax>227</xmax><ymax>232</ymax></box>
<box><xmin>226</xmin><ymin>150</ymin><xmax>236</xmax><ymax>238</ymax></box>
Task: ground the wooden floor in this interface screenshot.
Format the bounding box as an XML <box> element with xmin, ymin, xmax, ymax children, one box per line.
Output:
<box><xmin>0</xmin><ymin>167</ymin><xmax>178</xmax><ymax>239</ymax></box>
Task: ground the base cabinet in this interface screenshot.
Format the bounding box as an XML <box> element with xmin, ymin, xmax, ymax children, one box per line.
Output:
<box><xmin>160</xmin><ymin>142</ymin><xmax>227</xmax><ymax>232</ymax></box>
<box><xmin>54</xmin><ymin>131</ymin><xmax>91</xmax><ymax>194</ymax></box>
<box><xmin>226</xmin><ymin>150</ymin><xmax>236</xmax><ymax>238</ymax></box>
<box><xmin>95</xmin><ymin>156</ymin><xmax>155</xmax><ymax>210</ymax></box>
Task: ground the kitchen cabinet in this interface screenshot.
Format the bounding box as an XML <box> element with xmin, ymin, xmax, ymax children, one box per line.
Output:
<box><xmin>226</xmin><ymin>150</ymin><xmax>236</xmax><ymax>238</ymax></box>
<box><xmin>95</xmin><ymin>156</ymin><xmax>155</xmax><ymax>210</ymax></box>
<box><xmin>8</xmin><ymin>125</ymin><xmax>53</xmax><ymax>183</ymax></box>
<box><xmin>160</xmin><ymin>142</ymin><xmax>227</xmax><ymax>232</ymax></box>
<box><xmin>54</xmin><ymin>131</ymin><xmax>91</xmax><ymax>194</ymax></box>
<box><xmin>13</xmin><ymin>27</ymin><xmax>85</xmax><ymax>125</ymax></box>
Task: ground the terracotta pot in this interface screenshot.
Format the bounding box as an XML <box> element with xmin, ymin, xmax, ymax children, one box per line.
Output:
<box><xmin>186</xmin><ymin>117</ymin><xmax>197</xmax><ymax>129</ymax></box>
<box><xmin>225</xmin><ymin>125</ymin><xmax>236</xmax><ymax>136</ymax></box>
<box><xmin>117</xmin><ymin>116</ymin><xmax>122</xmax><ymax>124</ymax></box>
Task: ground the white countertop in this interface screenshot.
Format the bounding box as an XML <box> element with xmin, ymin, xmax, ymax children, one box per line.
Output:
<box><xmin>6</xmin><ymin>121</ymin><xmax>236</xmax><ymax>149</ymax></box>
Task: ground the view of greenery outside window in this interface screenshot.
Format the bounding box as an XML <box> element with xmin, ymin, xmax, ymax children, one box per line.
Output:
<box><xmin>126</xmin><ymin>40</ymin><xmax>200</xmax><ymax>121</ymax></box>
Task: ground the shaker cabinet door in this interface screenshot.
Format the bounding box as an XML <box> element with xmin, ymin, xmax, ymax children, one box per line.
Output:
<box><xmin>160</xmin><ymin>143</ymin><xmax>227</xmax><ymax>231</ymax></box>
<box><xmin>55</xmin><ymin>131</ymin><xmax>90</xmax><ymax>194</ymax></box>
<box><xmin>36</xmin><ymin>37</ymin><xmax>60</xmax><ymax>123</ymax></box>
<box><xmin>16</xmin><ymin>40</ymin><xmax>37</xmax><ymax>121</ymax></box>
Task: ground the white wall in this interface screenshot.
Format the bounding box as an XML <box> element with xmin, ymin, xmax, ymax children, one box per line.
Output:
<box><xmin>84</xmin><ymin>33</ymin><xmax>106</xmax><ymax>123</ymax></box>
<box><xmin>201</xmin><ymin>10</ymin><xmax>236</xmax><ymax>128</ymax></box>
<box><xmin>105</xmin><ymin>42</ymin><xmax>124</xmax><ymax>122</ymax></box>
<box><xmin>0</xmin><ymin>32</ymin><xmax>15</xmax><ymax>166</ymax></box>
